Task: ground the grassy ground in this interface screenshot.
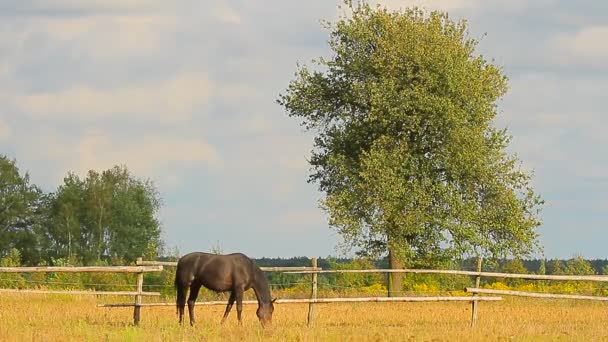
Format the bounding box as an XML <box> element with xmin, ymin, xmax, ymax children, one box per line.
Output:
<box><xmin>1</xmin><ymin>294</ymin><xmax>608</xmax><ymax>341</ymax></box>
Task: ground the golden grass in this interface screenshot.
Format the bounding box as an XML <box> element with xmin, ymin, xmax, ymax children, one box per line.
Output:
<box><xmin>1</xmin><ymin>294</ymin><xmax>608</xmax><ymax>341</ymax></box>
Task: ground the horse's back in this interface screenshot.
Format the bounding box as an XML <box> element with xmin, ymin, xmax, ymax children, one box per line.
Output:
<box><xmin>175</xmin><ymin>252</ymin><xmax>210</xmax><ymax>287</ymax></box>
<box><xmin>176</xmin><ymin>252</ymin><xmax>257</xmax><ymax>291</ymax></box>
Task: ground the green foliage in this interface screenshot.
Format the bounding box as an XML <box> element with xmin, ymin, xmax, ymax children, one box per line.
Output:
<box><xmin>324</xmin><ymin>258</ymin><xmax>384</xmax><ymax>289</ymax></box>
<box><xmin>278</xmin><ymin>2</ymin><xmax>543</xmax><ymax>267</ymax></box>
<box><xmin>0</xmin><ymin>248</ymin><xmax>25</xmax><ymax>288</ymax></box>
<box><xmin>143</xmin><ymin>269</ymin><xmax>175</xmax><ymax>297</ymax></box>
<box><xmin>538</xmin><ymin>259</ymin><xmax>546</xmax><ymax>275</ymax></box>
<box><xmin>46</xmin><ymin>165</ymin><xmax>162</xmax><ymax>264</ymax></box>
<box><xmin>484</xmin><ymin>280</ymin><xmax>601</xmax><ymax>296</ymax></box>
<box><xmin>0</xmin><ymin>156</ymin><xmax>46</xmax><ymax>265</ymax></box>
<box><xmin>500</xmin><ymin>258</ymin><xmax>528</xmax><ymax>286</ymax></box>
<box><xmin>563</xmin><ymin>255</ymin><xmax>595</xmax><ymax>275</ymax></box>
<box><xmin>1</xmin><ymin>155</ymin><xmax>162</xmax><ymax>266</ymax></box>
<box><xmin>546</xmin><ymin>259</ymin><xmax>564</xmax><ymax>275</ymax></box>
<box><xmin>401</xmin><ymin>273</ymin><xmax>472</xmax><ymax>293</ymax></box>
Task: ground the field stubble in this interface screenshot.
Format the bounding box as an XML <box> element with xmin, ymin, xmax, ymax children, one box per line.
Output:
<box><xmin>1</xmin><ymin>294</ymin><xmax>608</xmax><ymax>341</ymax></box>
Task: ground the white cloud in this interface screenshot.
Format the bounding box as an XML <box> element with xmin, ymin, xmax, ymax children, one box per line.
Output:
<box><xmin>498</xmin><ymin>71</ymin><xmax>608</xmax><ymax>191</ymax></box>
<box><xmin>222</xmin><ymin>113</ymin><xmax>275</xmax><ymax>135</ymax></box>
<box><xmin>76</xmin><ymin>131</ymin><xmax>223</xmax><ymax>173</ymax></box>
<box><xmin>214</xmin><ymin>4</ymin><xmax>241</xmax><ymax>24</ymax></box>
<box><xmin>15</xmin><ymin>73</ymin><xmax>212</xmax><ymax>122</ymax></box>
<box><xmin>374</xmin><ymin>0</ymin><xmax>555</xmax><ymax>12</ymax></box>
<box><xmin>13</xmin><ymin>0</ymin><xmax>169</xmax><ymax>12</ymax></box>
<box><xmin>0</xmin><ymin>63</ymin><xmax>8</xmax><ymax>77</ymax></box>
<box><xmin>20</xmin><ymin>14</ymin><xmax>177</xmax><ymax>61</ymax></box>
<box><xmin>271</xmin><ymin>181</ymin><xmax>295</xmax><ymax>200</ymax></box>
<box><xmin>18</xmin><ymin>129</ymin><xmax>222</xmax><ymax>187</ymax></box>
<box><xmin>0</xmin><ymin>120</ymin><xmax>10</xmax><ymax>140</ymax></box>
<box><xmin>552</xmin><ymin>26</ymin><xmax>608</xmax><ymax>67</ymax></box>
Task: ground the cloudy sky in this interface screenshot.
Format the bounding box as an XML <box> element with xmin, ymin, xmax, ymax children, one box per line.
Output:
<box><xmin>1</xmin><ymin>0</ymin><xmax>606</xmax><ymax>259</ymax></box>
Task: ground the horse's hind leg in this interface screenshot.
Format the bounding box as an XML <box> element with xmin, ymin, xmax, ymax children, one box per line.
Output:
<box><xmin>235</xmin><ymin>287</ymin><xmax>244</xmax><ymax>325</ymax></box>
<box><xmin>221</xmin><ymin>291</ymin><xmax>236</xmax><ymax>324</ymax></box>
<box><xmin>187</xmin><ymin>283</ymin><xmax>202</xmax><ymax>326</ymax></box>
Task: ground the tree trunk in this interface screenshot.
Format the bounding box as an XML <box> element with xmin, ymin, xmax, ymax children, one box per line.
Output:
<box><xmin>388</xmin><ymin>246</ymin><xmax>404</xmax><ymax>297</ymax></box>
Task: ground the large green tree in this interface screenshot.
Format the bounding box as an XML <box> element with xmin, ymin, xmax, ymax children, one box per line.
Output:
<box><xmin>0</xmin><ymin>155</ymin><xmax>46</xmax><ymax>265</ymax></box>
<box><xmin>278</xmin><ymin>3</ymin><xmax>542</xmax><ymax>295</ymax></box>
<box><xmin>48</xmin><ymin>165</ymin><xmax>162</xmax><ymax>264</ymax></box>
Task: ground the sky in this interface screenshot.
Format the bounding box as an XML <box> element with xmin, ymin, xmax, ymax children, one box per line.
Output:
<box><xmin>1</xmin><ymin>0</ymin><xmax>607</xmax><ymax>259</ymax></box>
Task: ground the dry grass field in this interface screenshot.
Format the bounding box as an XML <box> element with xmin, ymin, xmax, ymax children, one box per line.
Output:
<box><xmin>1</xmin><ymin>293</ymin><xmax>608</xmax><ymax>341</ymax></box>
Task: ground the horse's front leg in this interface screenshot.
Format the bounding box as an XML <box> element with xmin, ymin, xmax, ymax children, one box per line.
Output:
<box><xmin>235</xmin><ymin>287</ymin><xmax>244</xmax><ymax>325</ymax></box>
<box><xmin>221</xmin><ymin>291</ymin><xmax>236</xmax><ymax>324</ymax></box>
<box><xmin>187</xmin><ymin>284</ymin><xmax>202</xmax><ymax>327</ymax></box>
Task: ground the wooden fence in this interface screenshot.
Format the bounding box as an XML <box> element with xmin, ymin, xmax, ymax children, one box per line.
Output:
<box><xmin>97</xmin><ymin>258</ymin><xmax>502</xmax><ymax>326</ymax></box>
<box><xmin>6</xmin><ymin>260</ymin><xmax>606</xmax><ymax>327</ymax></box>
<box><xmin>0</xmin><ymin>265</ymin><xmax>163</xmax><ymax>325</ymax></box>
<box><xmin>286</xmin><ymin>267</ymin><xmax>608</xmax><ymax>326</ymax></box>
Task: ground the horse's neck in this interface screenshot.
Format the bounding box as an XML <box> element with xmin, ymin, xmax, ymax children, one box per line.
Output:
<box><xmin>252</xmin><ymin>268</ymin><xmax>271</xmax><ymax>304</ymax></box>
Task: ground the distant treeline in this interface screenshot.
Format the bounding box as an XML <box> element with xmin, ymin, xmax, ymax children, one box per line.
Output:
<box><xmin>252</xmin><ymin>256</ymin><xmax>608</xmax><ymax>274</ymax></box>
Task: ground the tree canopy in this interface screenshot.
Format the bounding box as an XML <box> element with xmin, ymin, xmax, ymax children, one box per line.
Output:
<box><xmin>278</xmin><ymin>2</ymin><xmax>543</xmax><ymax>284</ymax></box>
<box><xmin>47</xmin><ymin>165</ymin><xmax>162</xmax><ymax>264</ymax></box>
<box><xmin>0</xmin><ymin>156</ymin><xmax>162</xmax><ymax>265</ymax></box>
<box><xmin>0</xmin><ymin>156</ymin><xmax>45</xmax><ymax>264</ymax></box>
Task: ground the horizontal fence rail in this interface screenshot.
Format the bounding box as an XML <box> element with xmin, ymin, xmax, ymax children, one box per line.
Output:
<box><xmin>135</xmin><ymin>260</ymin><xmax>321</xmax><ymax>272</ymax></box>
<box><xmin>98</xmin><ymin>295</ymin><xmax>502</xmax><ymax>308</ymax></box>
<box><xmin>286</xmin><ymin>268</ymin><xmax>608</xmax><ymax>282</ymax></box>
<box><xmin>0</xmin><ymin>289</ymin><xmax>161</xmax><ymax>296</ymax></box>
<box><xmin>0</xmin><ymin>266</ymin><xmax>163</xmax><ymax>273</ymax></box>
<box><xmin>466</xmin><ymin>287</ymin><xmax>608</xmax><ymax>301</ymax></box>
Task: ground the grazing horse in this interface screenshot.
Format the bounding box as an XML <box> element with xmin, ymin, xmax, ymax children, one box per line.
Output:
<box><xmin>174</xmin><ymin>252</ymin><xmax>275</xmax><ymax>327</ymax></box>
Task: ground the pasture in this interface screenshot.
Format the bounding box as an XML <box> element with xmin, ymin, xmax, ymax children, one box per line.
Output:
<box><xmin>2</xmin><ymin>293</ymin><xmax>608</xmax><ymax>341</ymax></box>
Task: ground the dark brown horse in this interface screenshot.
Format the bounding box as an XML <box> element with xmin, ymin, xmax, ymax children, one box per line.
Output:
<box><xmin>174</xmin><ymin>252</ymin><xmax>275</xmax><ymax>327</ymax></box>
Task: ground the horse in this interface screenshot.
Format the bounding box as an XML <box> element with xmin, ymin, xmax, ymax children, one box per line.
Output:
<box><xmin>174</xmin><ymin>252</ymin><xmax>275</xmax><ymax>327</ymax></box>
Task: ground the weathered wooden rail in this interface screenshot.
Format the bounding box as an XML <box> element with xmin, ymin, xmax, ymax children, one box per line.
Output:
<box><xmin>0</xmin><ymin>264</ymin><xmax>163</xmax><ymax>325</ymax></box>
<box><xmin>0</xmin><ymin>289</ymin><xmax>160</xmax><ymax>296</ymax></box>
<box><xmin>99</xmin><ymin>295</ymin><xmax>502</xmax><ymax>307</ymax></box>
<box><xmin>0</xmin><ymin>265</ymin><xmax>162</xmax><ymax>273</ymax></box>
<box><xmin>135</xmin><ymin>259</ymin><xmax>321</xmax><ymax>272</ymax></box>
<box><xmin>466</xmin><ymin>287</ymin><xmax>608</xmax><ymax>301</ymax></box>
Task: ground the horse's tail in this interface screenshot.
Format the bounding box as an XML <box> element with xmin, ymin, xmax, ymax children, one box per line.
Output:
<box><xmin>175</xmin><ymin>269</ymin><xmax>186</xmax><ymax>316</ymax></box>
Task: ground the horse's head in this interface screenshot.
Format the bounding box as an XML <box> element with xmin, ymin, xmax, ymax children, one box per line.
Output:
<box><xmin>256</xmin><ymin>298</ymin><xmax>276</xmax><ymax>327</ymax></box>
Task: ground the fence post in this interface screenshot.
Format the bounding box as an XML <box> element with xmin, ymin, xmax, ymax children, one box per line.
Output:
<box><xmin>133</xmin><ymin>257</ymin><xmax>144</xmax><ymax>326</ymax></box>
<box><xmin>470</xmin><ymin>256</ymin><xmax>483</xmax><ymax>327</ymax></box>
<box><xmin>307</xmin><ymin>257</ymin><xmax>318</xmax><ymax>326</ymax></box>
